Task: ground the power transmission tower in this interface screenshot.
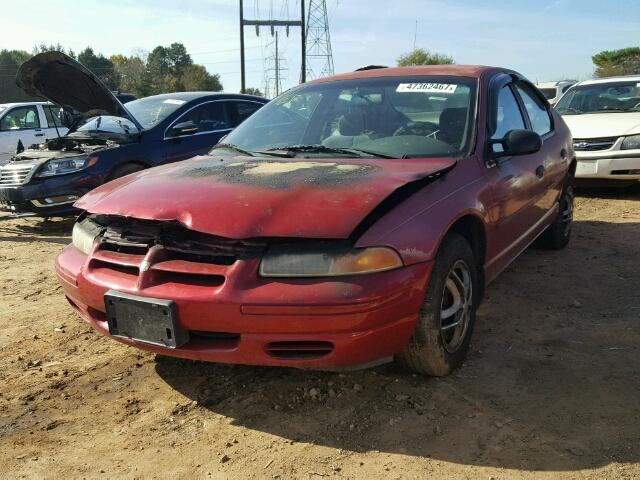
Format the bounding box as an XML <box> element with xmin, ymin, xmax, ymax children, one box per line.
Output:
<box><xmin>264</xmin><ymin>30</ymin><xmax>288</xmax><ymax>98</ymax></box>
<box><xmin>305</xmin><ymin>0</ymin><xmax>334</xmax><ymax>80</ymax></box>
<box><xmin>239</xmin><ymin>0</ymin><xmax>305</xmax><ymax>93</ymax></box>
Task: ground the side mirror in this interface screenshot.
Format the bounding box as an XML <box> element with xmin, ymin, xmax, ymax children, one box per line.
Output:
<box><xmin>168</xmin><ymin>121</ymin><xmax>198</xmax><ymax>138</ymax></box>
<box><xmin>490</xmin><ymin>129</ymin><xmax>542</xmax><ymax>158</ymax></box>
<box><xmin>60</xmin><ymin>108</ymin><xmax>80</xmax><ymax>128</ymax></box>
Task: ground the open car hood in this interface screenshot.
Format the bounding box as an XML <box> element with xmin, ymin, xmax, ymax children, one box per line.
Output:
<box><xmin>75</xmin><ymin>156</ymin><xmax>456</xmax><ymax>240</ymax></box>
<box><xmin>16</xmin><ymin>51</ymin><xmax>140</xmax><ymax>129</ymax></box>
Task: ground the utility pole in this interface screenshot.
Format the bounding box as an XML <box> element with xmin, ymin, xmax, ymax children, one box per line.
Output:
<box><xmin>239</xmin><ymin>0</ymin><xmax>306</xmax><ymax>94</ymax></box>
<box><xmin>274</xmin><ymin>31</ymin><xmax>280</xmax><ymax>96</ymax></box>
<box><xmin>305</xmin><ymin>0</ymin><xmax>334</xmax><ymax>80</ymax></box>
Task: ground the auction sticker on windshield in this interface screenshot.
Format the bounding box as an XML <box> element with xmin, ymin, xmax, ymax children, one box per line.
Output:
<box><xmin>396</xmin><ymin>83</ymin><xmax>457</xmax><ymax>93</ymax></box>
<box><xmin>163</xmin><ymin>99</ymin><xmax>186</xmax><ymax>105</ymax></box>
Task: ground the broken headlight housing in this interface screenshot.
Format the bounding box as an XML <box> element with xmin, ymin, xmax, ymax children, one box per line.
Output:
<box><xmin>621</xmin><ymin>134</ymin><xmax>640</xmax><ymax>150</ymax></box>
<box><xmin>37</xmin><ymin>155</ymin><xmax>98</xmax><ymax>177</ymax></box>
<box><xmin>259</xmin><ymin>245</ymin><xmax>403</xmax><ymax>277</ymax></box>
<box><xmin>72</xmin><ymin>218</ymin><xmax>102</xmax><ymax>255</ymax></box>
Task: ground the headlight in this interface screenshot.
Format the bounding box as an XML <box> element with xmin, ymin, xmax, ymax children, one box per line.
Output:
<box><xmin>37</xmin><ymin>155</ymin><xmax>98</xmax><ymax>177</ymax></box>
<box><xmin>72</xmin><ymin>219</ymin><xmax>102</xmax><ymax>255</ymax></box>
<box><xmin>259</xmin><ymin>245</ymin><xmax>403</xmax><ymax>277</ymax></box>
<box><xmin>621</xmin><ymin>134</ymin><xmax>640</xmax><ymax>150</ymax></box>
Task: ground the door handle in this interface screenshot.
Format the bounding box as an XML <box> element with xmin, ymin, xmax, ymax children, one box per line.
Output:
<box><xmin>560</xmin><ymin>148</ymin><xmax>567</xmax><ymax>161</ymax></box>
<box><xmin>35</xmin><ymin>133</ymin><xmax>45</xmax><ymax>137</ymax></box>
<box><xmin>535</xmin><ymin>165</ymin><xmax>545</xmax><ymax>178</ymax></box>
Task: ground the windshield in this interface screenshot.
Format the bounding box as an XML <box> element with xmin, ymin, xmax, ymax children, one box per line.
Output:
<box><xmin>220</xmin><ymin>76</ymin><xmax>477</xmax><ymax>158</ymax></box>
<box><xmin>555</xmin><ymin>81</ymin><xmax>640</xmax><ymax>114</ymax></box>
<box><xmin>76</xmin><ymin>115</ymin><xmax>138</xmax><ymax>135</ymax></box>
<box><xmin>0</xmin><ymin>106</ymin><xmax>6</xmax><ymax>115</ymax></box>
<box><xmin>539</xmin><ymin>88</ymin><xmax>557</xmax><ymax>100</ymax></box>
<box><xmin>125</xmin><ymin>96</ymin><xmax>187</xmax><ymax>129</ymax></box>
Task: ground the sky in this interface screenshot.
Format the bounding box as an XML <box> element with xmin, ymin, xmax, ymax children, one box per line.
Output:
<box><xmin>1</xmin><ymin>0</ymin><xmax>639</xmax><ymax>95</ymax></box>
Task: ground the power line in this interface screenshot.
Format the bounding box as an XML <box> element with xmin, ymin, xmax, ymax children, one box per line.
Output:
<box><xmin>305</xmin><ymin>0</ymin><xmax>334</xmax><ymax>80</ymax></box>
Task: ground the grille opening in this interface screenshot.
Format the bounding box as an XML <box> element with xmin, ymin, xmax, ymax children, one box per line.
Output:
<box><xmin>190</xmin><ymin>331</ymin><xmax>240</xmax><ymax>348</ymax></box>
<box><xmin>100</xmin><ymin>241</ymin><xmax>149</xmax><ymax>256</ymax></box>
<box><xmin>266</xmin><ymin>341</ymin><xmax>334</xmax><ymax>360</ymax></box>
<box><xmin>90</xmin><ymin>259</ymin><xmax>139</xmax><ymax>278</ymax></box>
<box><xmin>573</xmin><ymin>137</ymin><xmax>617</xmax><ymax>151</ymax></box>
<box><xmin>166</xmin><ymin>249</ymin><xmax>237</xmax><ymax>266</ymax></box>
<box><xmin>153</xmin><ymin>271</ymin><xmax>224</xmax><ymax>287</ymax></box>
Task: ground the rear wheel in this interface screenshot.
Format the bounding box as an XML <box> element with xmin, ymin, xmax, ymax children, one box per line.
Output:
<box><xmin>395</xmin><ymin>233</ymin><xmax>478</xmax><ymax>376</ymax></box>
<box><xmin>537</xmin><ymin>179</ymin><xmax>574</xmax><ymax>250</ymax></box>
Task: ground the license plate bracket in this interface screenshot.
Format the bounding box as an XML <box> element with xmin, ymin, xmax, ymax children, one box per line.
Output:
<box><xmin>104</xmin><ymin>290</ymin><xmax>189</xmax><ymax>348</ymax></box>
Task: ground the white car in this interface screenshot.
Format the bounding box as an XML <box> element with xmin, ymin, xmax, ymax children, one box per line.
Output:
<box><xmin>0</xmin><ymin>102</ymin><xmax>68</xmax><ymax>165</ymax></box>
<box><xmin>535</xmin><ymin>80</ymin><xmax>577</xmax><ymax>106</ymax></box>
<box><xmin>555</xmin><ymin>75</ymin><xmax>640</xmax><ymax>185</ymax></box>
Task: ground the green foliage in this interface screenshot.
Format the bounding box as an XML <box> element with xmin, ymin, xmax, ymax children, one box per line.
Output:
<box><xmin>0</xmin><ymin>42</ymin><xmax>224</xmax><ymax>102</ymax></box>
<box><xmin>397</xmin><ymin>48</ymin><xmax>454</xmax><ymax>67</ymax></box>
<box><xmin>592</xmin><ymin>47</ymin><xmax>640</xmax><ymax>77</ymax></box>
<box><xmin>244</xmin><ymin>87</ymin><xmax>263</xmax><ymax>96</ymax></box>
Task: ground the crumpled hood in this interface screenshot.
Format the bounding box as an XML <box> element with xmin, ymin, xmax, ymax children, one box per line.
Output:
<box><xmin>76</xmin><ymin>156</ymin><xmax>456</xmax><ymax>239</ymax></box>
<box><xmin>16</xmin><ymin>51</ymin><xmax>138</xmax><ymax>127</ymax></box>
<box><xmin>561</xmin><ymin>112</ymin><xmax>640</xmax><ymax>138</ymax></box>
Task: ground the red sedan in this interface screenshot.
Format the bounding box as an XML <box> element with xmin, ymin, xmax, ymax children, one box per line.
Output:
<box><xmin>55</xmin><ymin>65</ymin><xmax>575</xmax><ymax>375</ymax></box>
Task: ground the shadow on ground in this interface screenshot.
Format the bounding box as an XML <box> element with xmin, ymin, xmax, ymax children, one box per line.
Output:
<box><xmin>0</xmin><ymin>214</ymin><xmax>73</xmax><ymax>244</ymax></box>
<box><xmin>155</xmin><ymin>219</ymin><xmax>640</xmax><ymax>472</ymax></box>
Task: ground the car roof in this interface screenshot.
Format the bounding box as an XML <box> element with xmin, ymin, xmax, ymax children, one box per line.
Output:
<box><xmin>535</xmin><ymin>80</ymin><xmax>576</xmax><ymax>88</ymax></box>
<box><xmin>309</xmin><ymin>65</ymin><xmax>500</xmax><ymax>84</ymax></box>
<box><xmin>0</xmin><ymin>101</ymin><xmax>53</xmax><ymax>108</ymax></box>
<box><xmin>576</xmin><ymin>75</ymin><xmax>640</xmax><ymax>86</ymax></box>
<box><xmin>137</xmin><ymin>92</ymin><xmax>267</xmax><ymax>102</ymax></box>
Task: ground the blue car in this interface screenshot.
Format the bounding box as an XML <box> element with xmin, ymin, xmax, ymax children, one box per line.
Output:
<box><xmin>0</xmin><ymin>51</ymin><xmax>268</xmax><ymax>217</ymax></box>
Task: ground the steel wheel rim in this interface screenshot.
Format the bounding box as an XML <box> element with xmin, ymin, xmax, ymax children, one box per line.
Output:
<box><xmin>561</xmin><ymin>186</ymin><xmax>574</xmax><ymax>237</ymax></box>
<box><xmin>440</xmin><ymin>259</ymin><xmax>472</xmax><ymax>353</ymax></box>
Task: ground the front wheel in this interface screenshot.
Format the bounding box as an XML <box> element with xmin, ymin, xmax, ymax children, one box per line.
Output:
<box><xmin>395</xmin><ymin>233</ymin><xmax>478</xmax><ymax>376</ymax></box>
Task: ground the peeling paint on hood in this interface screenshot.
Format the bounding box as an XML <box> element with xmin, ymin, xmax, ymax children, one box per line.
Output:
<box><xmin>75</xmin><ymin>155</ymin><xmax>456</xmax><ymax>239</ymax></box>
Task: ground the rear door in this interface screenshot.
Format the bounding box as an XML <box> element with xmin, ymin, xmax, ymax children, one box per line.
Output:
<box><xmin>163</xmin><ymin>100</ymin><xmax>234</xmax><ymax>164</ymax></box>
<box><xmin>227</xmin><ymin>100</ymin><xmax>264</xmax><ymax>127</ymax></box>
<box><xmin>0</xmin><ymin>105</ymin><xmax>45</xmax><ymax>163</ymax></box>
<box><xmin>39</xmin><ymin>104</ymin><xmax>69</xmax><ymax>139</ymax></box>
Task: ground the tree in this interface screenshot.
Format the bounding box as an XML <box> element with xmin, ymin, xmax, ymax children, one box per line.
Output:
<box><xmin>181</xmin><ymin>64</ymin><xmax>223</xmax><ymax>92</ymax></box>
<box><xmin>592</xmin><ymin>47</ymin><xmax>640</xmax><ymax>77</ymax></box>
<box><xmin>397</xmin><ymin>48</ymin><xmax>454</xmax><ymax>67</ymax></box>
<box><xmin>0</xmin><ymin>49</ymin><xmax>34</xmax><ymax>102</ymax></box>
<box><xmin>78</xmin><ymin>47</ymin><xmax>117</xmax><ymax>89</ymax></box>
<box><xmin>110</xmin><ymin>54</ymin><xmax>151</xmax><ymax>97</ymax></box>
<box><xmin>244</xmin><ymin>87</ymin><xmax>263</xmax><ymax>96</ymax></box>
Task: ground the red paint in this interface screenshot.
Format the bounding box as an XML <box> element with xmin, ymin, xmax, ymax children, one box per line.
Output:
<box><xmin>56</xmin><ymin>65</ymin><xmax>574</xmax><ymax>368</ymax></box>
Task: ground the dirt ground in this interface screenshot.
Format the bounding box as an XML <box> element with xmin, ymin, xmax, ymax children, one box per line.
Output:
<box><xmin>1</xmin><ymin>189</ymin><xmax>639</xmax><ymax>480</ymax></box>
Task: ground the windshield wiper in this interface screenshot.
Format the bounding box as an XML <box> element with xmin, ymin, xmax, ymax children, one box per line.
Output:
<box><xmin>210</xmin><ymin>143</ymin><xmax>256</xmax><ymax>156</ymax></box>
<box><xmin>267</xmin><ymin>144</ymin><xmax>399</xmax><ymax>159</ymax></box>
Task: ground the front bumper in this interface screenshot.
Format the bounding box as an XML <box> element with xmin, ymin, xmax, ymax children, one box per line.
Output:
<box><xmin>0</xmin><ymin>172</ymin><xmax>101</xmax><ymax>216</ymax></box>
<box><xmin>575</xmin><ymin>152</ymin><xmax>640</xmax><ymax>181</ymax></box>
<box><xmin>55</xmin><ymin>244</ymin><xmax>432</xmax><ymax>369</ymax></box>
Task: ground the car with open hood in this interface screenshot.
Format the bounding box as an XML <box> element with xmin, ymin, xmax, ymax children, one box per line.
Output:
<box><xmin>55</xmin><ymin>65</ymin><xmax>575</xmax><ymax>375</ymax></box>
<box><xmin>0</xmin><ymin>52</ymin><xmax>267</xmax><ymax>216</ymax></box>
<box><xmin>555</xmin><ymin>75</ymin><xmax>640</xmax><ymax>186</ymax></box>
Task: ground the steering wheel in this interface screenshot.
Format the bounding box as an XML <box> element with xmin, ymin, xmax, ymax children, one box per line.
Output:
<box><xmin>393</xmin><ymin>122</ymin><xmax>439</xmax><ymax>138</ymax></box>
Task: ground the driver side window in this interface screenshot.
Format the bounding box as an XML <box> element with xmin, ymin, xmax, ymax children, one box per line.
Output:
<box><xmin>492</xmin><ymin>85</ymin><xmax>525</xmax><ymax>140</ymax></box>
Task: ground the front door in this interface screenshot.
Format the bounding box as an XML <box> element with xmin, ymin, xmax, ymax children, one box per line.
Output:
<box><xmin>164</xmin><ymin>101</ymin><xmax>233</xmax><ymax>164</ymax></box>
<box><xmin>0</xmin><ymin>105</ymin><xmax>45</xmax><ymax>164</ymax></box>
<box><xmin>484</xmin><ymin>82</ymin><xmax>549</xmax><ymax>275</ymax></box>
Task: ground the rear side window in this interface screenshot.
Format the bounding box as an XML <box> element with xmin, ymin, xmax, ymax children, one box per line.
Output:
<box><xmin>180</xmin><ymin>102</ymin><xmax>230</xmax><ymax>132</ymax></box>
<box><xmin>43</xmin><ymin>105</ymin><xmax>63</xmax><ymax>127</ymax></box>
<box><xmin>229</xmin><ymin>101</ymin><xmax>263</xmax><ymax>126</ymax></box>
<box><xmin>0</xmin><ymin>106</ymin><xmax>40</xmax><ymax>131</ymax></box>
<box><xmin>515</xmin><ymin>83</ymin><xmax>552</xmax><ymax>136</ymax></box>
<box><xmin>492</xmin><ymin>85</ymin><xmax>526</xmax><ymax>140</ymax></box>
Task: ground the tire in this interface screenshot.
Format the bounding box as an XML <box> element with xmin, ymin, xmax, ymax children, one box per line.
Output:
<box><xmin>537</xmin><ymin>178</ymin><xmax>574</xmax><ymax>250</ymax></box>
<box><xmin>395</xmin><ymin>233</ymin><xmax>478</xmax><ymax>376</ymax></box>
<box><xmin>106</xmin><ymin>163</ymin><xmax>145</xmax><ymax>181</ymax></box>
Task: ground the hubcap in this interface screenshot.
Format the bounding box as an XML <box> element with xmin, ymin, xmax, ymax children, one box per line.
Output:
<box><xmin>440</xmin><ymin>260</ymin><xmax>473</xmax><ymax>353</ymax></box>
